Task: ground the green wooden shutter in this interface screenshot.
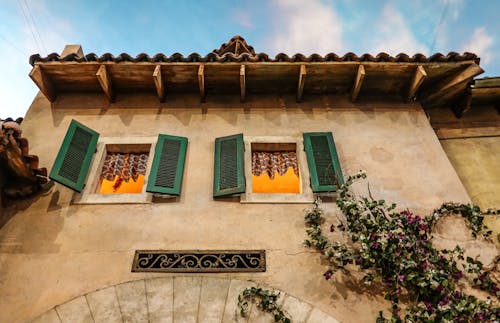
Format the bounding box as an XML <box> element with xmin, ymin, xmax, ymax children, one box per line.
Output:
<box><xmin>303</xmin><ymin>132</ymin><xmax>344</xmax><ymax>192</ymax></box>
<box><xmin>213</xmin><ymin>134</ymin><xmax>245</xmax><ymax>197</ymax></box>
<box><xmin>49</xmin><ymin>119</ymin><xmax>99</xmax><ymax>192</ymax></box>
<box><xmin>146</xmin><ymin>134</ymin><xmax>187</xmax><ymax>195</ymax></box>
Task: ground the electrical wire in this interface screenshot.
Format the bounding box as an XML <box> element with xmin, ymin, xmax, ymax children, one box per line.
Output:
<box><xmin>0</xmin><ymin>33</ymin><xmax>28</xmax><ymax>55</ymax></box>
<box><xmin>23</xmin><ymin>0</ymin><xmax>47</xmax><ymax>54</ymax></box>
<box><xmin>430</xmin><ymin>0</ymin><xmax>449</xmax><ymax>53</ymax></box>
<box><xmin>17</xmin><ymin>0</ymin><xmax>42</xmax><ymax>54</ymax></box>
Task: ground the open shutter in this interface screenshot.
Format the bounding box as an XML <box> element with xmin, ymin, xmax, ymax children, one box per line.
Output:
<box><xmin>146</xmin><ymin>134</ymin><xmax>187</xmax><ymax>195</ymax></box>
<box><xmin>303</xmin><ymin>132</ymin><xmax>344</xmax><ymax>192</ymax></box>
<box><xmin>213</xmin><ymin>134</ymin><xmax>245</xmax><ymax>197</ymax></box>
<box><xmin>49</xmin><ymin>119</ymin><xmax>99</xmax><ymax>192</ymax></box>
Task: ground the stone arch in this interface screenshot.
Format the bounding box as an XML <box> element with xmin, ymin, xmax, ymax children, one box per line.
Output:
<box><xmin>32</xmin><ymin>276</ymin><xmax>339</xmax><ymax>323</ymax></box>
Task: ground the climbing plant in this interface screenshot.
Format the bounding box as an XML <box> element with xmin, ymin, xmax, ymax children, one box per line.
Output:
<box><xmin>304</xmin><ymin>171</ymin><xmax>500</xmax><ymax>322</ymax></box>
<box><xmin>238</xmin><ymin>286</ymin><xmax>291</xmax><ymax>323</ymax></box>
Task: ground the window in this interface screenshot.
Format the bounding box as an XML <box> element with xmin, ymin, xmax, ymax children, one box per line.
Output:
<box><xmin>251</xmin><ymin>143</ymin><xmax>300</xmax><ymax>194</ymax></box>
<box><xmin>49</xmin><ymin>120</ymin><xmax>187</xmax><ymax>203</ymax></box>
<box><xmin>98</xmin><ymin>147</ymin><xmax>150</xmax><ymax>194</ymax></box>
<box><xmin>213</xmin><ymin>132</ymin><xmax>344</xmax><ymax>203</ymax></box>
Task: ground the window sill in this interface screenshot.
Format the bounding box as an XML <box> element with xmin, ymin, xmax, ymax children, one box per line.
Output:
<box><xmin>240</xmin><ymin>192</ymin><xmax>314</xmax><ymax>204</ymax></box>
<box><xmin>72</xmin><ymin>192</ymin><xmax>153</xmax><ymax>204</ymax></box>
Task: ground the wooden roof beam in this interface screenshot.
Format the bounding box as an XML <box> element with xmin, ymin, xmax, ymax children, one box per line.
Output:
<box><xmin>198</xmin><ymin>64</ymin><xmax>205</xmax><ymax>102</ymax></box>
<box><xmin>240</xmin><ymin>65</ymin><xmax>246</xmax><ymax>102</ymax></box>
<box><xmin>29</xmin><ymin>65</ymin><xmax>56</xmax><ymax>102</ymax></box>
<box><xmin>297</xmin><ymin>65</ymin><xmax>306</xmax><ymax>102</ymax></box>
<box><xmin>407</xmin><ymin>65</ymin><xmax>427</xmax><ymax>102</ymax></box>
<box><xmin>96</xmin><ymin>65</ymin><xmax>115</xmax><ymax>102</ymax></box>
<box><xmin>153</xmin><ymin>65</ymin><xmax>165</xmax><ymax>102</ymax></box>
<box><xmin>424</xmin><ymin>63</ymin><xmax>483</xmax><ymax>103</ymax></box>
<box><xmin>351</xmin><ymin>65</ymin><xmax>365</xmax><ymax>102</ymax></box>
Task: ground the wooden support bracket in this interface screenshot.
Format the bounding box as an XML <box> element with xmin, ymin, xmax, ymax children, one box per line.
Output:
<box><xmin>153</xmin><ymin>65</ymin><xmax>165</xmax><ymax>102</ymax></box>
<box><xmin>240</xmin><ymin>65</ymin><xmax>246</xmax><ymax>102</ymax></box>
<box><xmin>452</xmin><ymin>92</ymin><xmax>472</xmax><ymax>118</ymax></box>
<box><xmin>351</xmin><ymin>65</ymin><xmax>365</xmax><ymax>102</ymax></box>
<box><xmin>96</xmin><ymin>64</ymin><xmax>115</xmax><ymax>102</ymax></box>
<box><xmin>198</xmin><ymin>64</ymin><xmax>205</xmax><ymax>102</ymax></box>
<box><xmin>29</xmin><ymin>65</ymin><xmax>56</xmax><ymax>102</ymax></box>
<box><xmin>297</xmin><ymin>65</ymin><xmax>307</xmax><ymax>102</ymax></box>
<box><xmin>407</xmin><ymin>65</ymin><xmax>427</xmax><ymax>102</ymax></box>
<box><xmin>425</xmin><ymin>63</ymin><xmax>483</xmax><ymax>103</ymax></box>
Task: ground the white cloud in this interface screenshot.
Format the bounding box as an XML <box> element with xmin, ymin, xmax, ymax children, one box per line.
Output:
<box><xmin>369</xmin><ymin>4</ymin><xmax>428</xmax><ymax>55</ymax></box>
<box><xmin>265</xmin><ymin>0</ymin><xmax>343</xmax><ymax>55</ymax></box>
<box><xmin>234</xmin><ymin>10</ymin><xmax>254</xmax><ymax>29</ymax></box>
<box><xmin>460</xmin><ymin>27</ymin><xmax>494</xmax><ymax>64</ymax></box>
<box><xmin>443</xmin><ymin>0</ymin><xmax>465</xmax><ymax>21</ymax></box>
<box><xmin>0</xmin><ymin>0</ymin><xmax>76</xmax><ymax>119</ymax></box>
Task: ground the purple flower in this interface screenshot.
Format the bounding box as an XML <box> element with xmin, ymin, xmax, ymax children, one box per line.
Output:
<box><xmin>401</xmin><ymin>210</ymin><xmax>411</xmax><ymax>217</ymax></box>
<box><xmin>438</xmin><ymin>297</ymin><xmax>449</xmax><ymax>307</ymax></box>
<box><xmin>324</xmin><ymin>270</ymin><xmax>333</xmax><ymax>280</ymax></box>
<box><xmin>423</xmin><ymin>301</ymin><xmax>434</xmax><ymax>312</ymax></box>
<box><xmin>371</xmin><ymin>242</ymin><xmax>380</xmax><ymax>249</ymax></box>
<box><xmin>452</xmin><ymin>271</ymin><xmax>464</xmax><ymax>279</ymax></box>
<box><xmin>398</xmin><ymin>274</ymin><xmax>405</xmax><ymax>282</ymax></box>
<box><xmin>355</xmin><ymin>257</ymin><xmax>362</xmax><ymax>265</ymax></box>
<box><xmin>418</xmin><ymin>224</ymin><xmax>429</xmax><ymax>232</ymax></box>
<box><xmin>387</xmin><ymin>232</ymin><xmax>393</xmax><ymax>239</ymax></box>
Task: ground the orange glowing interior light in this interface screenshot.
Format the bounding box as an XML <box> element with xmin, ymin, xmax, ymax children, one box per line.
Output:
<box><xmin>99</xmin><ymin>175</ymin><xmax>145</xmax><ymax>194</ymax></box>
<box><xmin>252</xmin><ymin>167</ymin><xmax>300</xmax><ymax>193</ymax></box>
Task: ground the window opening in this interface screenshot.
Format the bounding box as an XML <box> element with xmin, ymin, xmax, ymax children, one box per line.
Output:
<box><xmin>251</xmin><ymin>143</ymin><xmax>300</xmax><ymax>193</ymax></box>
<box><xmin>98</xmin><ymin>146</ymin><xmax>149</xmax><ymax>194</ymax></box>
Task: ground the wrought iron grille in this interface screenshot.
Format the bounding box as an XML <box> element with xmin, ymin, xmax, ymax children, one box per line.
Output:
<box><xmin>131</xmin><ymin>250</ymin><xmax>266</xmax><ymax>273</ymax></box>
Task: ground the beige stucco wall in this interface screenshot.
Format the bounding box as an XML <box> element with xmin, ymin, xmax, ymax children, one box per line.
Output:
<box><xmin>0</xmin><ymin>92</ymin><xmax>473</xmax><ymax>322</ymax></box>
<box><xmin>440</xmin><ymin>136</ymin><xmax>500</xmax><ymax>209</ymax></box>
<box><xmin>440</xmin><ymin>133</ymin><xmax>500</xmax><ymax>248</ymax></box>
<box><xmin>430</xmin><ymin>106</ymin><xmax>500</xmax><ymax>248</ymax></box>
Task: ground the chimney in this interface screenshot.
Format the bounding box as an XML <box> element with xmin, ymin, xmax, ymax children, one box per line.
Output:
<box><xmin>60</xmin><ymin>44</ymin><xmax>84</xmax><ymax>58</ymax></box>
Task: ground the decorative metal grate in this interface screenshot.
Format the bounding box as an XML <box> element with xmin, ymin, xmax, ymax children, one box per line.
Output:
<box><xmin>131</xmin><ymin>250</ymin><xmax>266</xmax><ymax>273</ymax></box>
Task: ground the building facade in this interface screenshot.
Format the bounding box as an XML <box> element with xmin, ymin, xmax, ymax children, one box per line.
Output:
<box><xmin>0</xmin><ymin>36</ymin><xmax>498</xmax><ymax>322</ymax></box>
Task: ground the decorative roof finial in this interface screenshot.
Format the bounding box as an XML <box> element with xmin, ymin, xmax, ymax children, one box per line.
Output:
<box><xmin>213</xmin><ymin>35</ymin><xmax>256</xmax><ymax>56</ymax></box>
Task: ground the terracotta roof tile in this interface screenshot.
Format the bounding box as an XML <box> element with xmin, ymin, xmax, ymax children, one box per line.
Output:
<box><xmin>29</xmin><ymin>35</ymin><xmax>481</xmax><ymax>66</ymax></box>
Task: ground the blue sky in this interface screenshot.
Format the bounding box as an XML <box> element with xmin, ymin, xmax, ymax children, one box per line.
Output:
<box><xmin>1</xmin><ymin>0</ymin><xmax>499</xmax><ymax>118</ymax></box>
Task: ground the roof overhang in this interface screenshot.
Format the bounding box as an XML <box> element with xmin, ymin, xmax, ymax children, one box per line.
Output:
<box><xmin>28</xmin><ymin>37</ymin><xmax>485</xmax><ymax>115</ymax></box>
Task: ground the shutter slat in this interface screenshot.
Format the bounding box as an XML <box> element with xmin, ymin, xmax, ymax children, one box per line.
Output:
<box><xmin>303</xmin><ymin>132</ymin><xmax>343</xmax><ymax>192</ymax></box>
<box><xmin>146</xmin><ymin>134</ymin><xmax>187</xmax><ymax>195</ymax></box>
<box><xmin>49</xmin><ymin>120</ymin><xmax>99</xmax><ymax>192</ymax></box>
<box><xmin>213</xmin><ymin>134</ymin><xmax>245</xmax><ymax>197</ymax></box>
